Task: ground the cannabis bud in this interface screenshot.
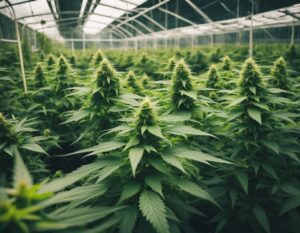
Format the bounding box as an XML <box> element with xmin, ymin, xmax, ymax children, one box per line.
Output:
<box><xmin>135</xmin><ymin>98</ymin><xmax>157</xmax><ymax>135</ymax></box>
<box><xmin>57</xmin><ymin>55</ymin><xmax>69</xmax><ymax>80</ymax></box>
<box><xmin>0</xmin><ymin>113</ymin><xmax>16</xmax><ymax>142</ymax></box>
<box><xmin>141</xmin><ymin>73</ymin><xmax>149</xmax><ymax>88</ymax></box>
<box><xmin>93</xmin><ymin>50</ymin><xmax>104</xmax><ymax>66</ymax></box>
<box><xmin>139</xmin><ymin>53</ymin><xmax>148</xmax><ymax>65</ymax></box>
<box><xmin>70</xmin><ymin>55</ymin><xmax>76</xmax><ymax>66</ymax></box>
<box><xmin>47</xmin><ymin>54</ymin><xmax>56</xmax><ymax>69</ymax></box>
<box><xmin>167</xmin><ymin>57</ymin><xmax>176</xmax><ymax>72</ymax></box>
<box><xmin>44</xmin><ymin>129</ymin><xmax>51</xmax><ymax>137</ymax></box>
<box><xmin>206</xmin><ymin>64</ymin><xmax>219</xmax><ymax>89</ymax></box>
<box><xmin>222</xmin><ymin>55</ymin><xmax>231</xmax><ymax>71</ymax></box>
<box><xmin>239</xmin><ymin>58</ymin><xmax>263</xmax><ymax>97</ymax></box>
<box><xmin>126</xmin><ymin>71</ymin><xmax>141</xmax><ymax>94</ymax></box>
<box><xmin>91</xmin><ymin>59</ymin><xmax>120</xmax><ymax>107</ymax></box>
<box><xmin>34</xmin><ymin>63</ymin><xmax>46</xmax><ymax>88</ymax></box>
<box><xmin>171</xmin><ymin>59</ymin><xmax>196</xmax><ymax>111</ymax></box>
<box><xmin>271</xmin><ymin>57</ymin><xmax>288</xmax><ymax>89</ymax></box>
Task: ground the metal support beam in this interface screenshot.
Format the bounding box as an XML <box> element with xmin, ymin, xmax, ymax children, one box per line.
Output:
<box><xmin>185</xmin><ymin>0</ymin><xmax>213</xmax><ymax>23</ymax></box>
<box><xmin>280</xmin><ymin>10</ymin><xmax>300</xmax><ymax>21</ymax></box>
<box><xmin>106</xmin><ymin>27</ymin><xmax>127</xmax><ymax>39</ymax></box>
<box><xmin>142</xmin><ymin>14</ymin><xmax>167</xmax><ymax>31</ymax></box>
<box><xmin>114</xmin><ymin>25</ymin><xmax>134</xmax><ymax>37</ymax></box>
<box><xmin>5</xmin><ymin>0</ymin><xmax>27</xmax><ymax>93</ymax></box>
<box><xmin>132</xmin><ymin>19</ymin><xmax>154</xmax><ymax>33</ymax></box>
<box><xmin>0</xmin><ymin>0</ymin><xmax>38</xmax><ymax>10</ymax></box>
<box><xmin>120</xmin><ymin>0</ymin><xmax>138</xmax><ymax>6</ymax></box>
<box><xmin>158</xmin><ymin>7</ymin><xmax>196</xmax><ymax>26</ymax></box>
<box><xmin>184</xmin><ymin>0</ymin><xmax>215</xmax><ymax>45</ymax></box>
<box><xmin>123</xmin><ymin>22</ymin><xmax>145</xmax><ymax>36</ymax></box>
<box><xmin>115</xmin><ymin>0</ymin><xmax>170</xmax><ymax>29</ymax></box>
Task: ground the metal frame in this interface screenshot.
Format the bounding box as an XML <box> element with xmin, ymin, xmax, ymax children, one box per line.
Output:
<box><xmin>4</xmin><ymin>0</ymin><xmax>27</xmax><ymax>93</ymax></box>
<box><xmin>1</xmin><ymin>0</ymin><xmax>299</xmax><ymax>51</ymax></box>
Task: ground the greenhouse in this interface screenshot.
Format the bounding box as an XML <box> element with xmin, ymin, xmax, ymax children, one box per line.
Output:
<box><xmin>0</xmin><ymin>0</ymin><xmax>300</xmax><ymax>232</ymax></box>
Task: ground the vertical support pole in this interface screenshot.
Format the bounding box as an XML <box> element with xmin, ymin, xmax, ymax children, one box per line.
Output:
<box><xmin>33</xmin><ymin>30</ymin><xmax>37</xmax><ymax>50</ymax></box>
<box><xmin>134</xmin><ymin>39</ymin><xmax>138</xmax><ymax>51</ymax></box>
<box><xmin>237</xmin><ymin>0</ymin><xmax>241</xmax><ymax>45</ymax></box>
<box><xmin>109</xmin><ymin>31</ymin><xmax>112</xmax><ymax>50</ymax></box>
<box><xmin>83</xmin><ymin>32</ymin><xmax>86</xmax><ymax>51</ymax></box>
<box><xmin>191</xmin><ymin>33</ymin><xmax>194</xmax><ymax>48</ymax></box>
<box><xmin>71</xmin><ymin>39</ymin><xmax>74</xmax><ymax>52</ymax></box>
<box><xmin>290</xmin><ymin>21</ymin><xmax>295</xmax><ymax>45</ymax></box>
<box><xmin>210</xmin><ymin>35</ymin><xmax>214</xmax><ymax>46</ymax></box>
<box><xmin>249</xmin><ymin>0</ymin><xmax>254</xmax><ymax>57</ymax></box>
<box><xmin>249</xmin><ymin>15</ymin><xmax>253</xmax><ymax>57</ymax></box>
<box><xmin>15</xmin><ymin>15</ymin><xmax>27</xmax><ymax>92</ymax></box>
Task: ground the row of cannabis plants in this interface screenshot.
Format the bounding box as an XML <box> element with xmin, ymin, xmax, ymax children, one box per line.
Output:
<box><xmin>0</xmin><ymin>45</ymin><xmax>300</xmax><ymax>233</ymax></box>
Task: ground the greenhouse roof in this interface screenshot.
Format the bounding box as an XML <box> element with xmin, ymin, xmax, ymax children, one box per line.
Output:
<box><xmin>132</xmin><ymin>3</ymin><xmax>300</xmax><ymax>40</ymax></box>
<box><xmin>0</xmin><ymin>0</ymin><xmax>299</xmax><ymax>41</ymax></box>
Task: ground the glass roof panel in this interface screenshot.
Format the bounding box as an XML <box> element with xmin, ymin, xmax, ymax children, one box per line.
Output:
<box><xmin>101</xmin><ymin>0</ymin><xmax>136</xmax><ymax>10</ymax></box>
<box><xmin>31</xmin><ymin>21</ymin><xmax>56</xmax><ymax>29</ymax></box>
<box><xmin>85</xmin><ymin>20</ymin><xmax>107</xmax><ymax>28</ymax></box>
<box><xmin>13</xmin><ymin>0</ymin><xmax>51</xmax><ymax>19</ymax></box>
<box><xmin>10</xmin><ymin>0</ymin><xmax>28</xmax><ymax>4</ymax></box>
<box><xmin>83</xmin><ymin>27</ymin><xmax>100</xmax><ymax>34</ymax></box>
<box><xmin>89</xmin><ymin>14</ymin><xmax>114</xmax><ymax>24</ymax></box>
<box><xmin>94</xmin><ymin>5</ymin><xmax>125</xmax><ymax>18</ymax></box>
<box><xmin>23</xmin><ymin>14</ymin><xmax>55</xmax><ymax>25</ymax></box>
<box><xmin>125</xmin><ymin>0</ymin><xmax>147</xmax><ymax>5</ymax></box>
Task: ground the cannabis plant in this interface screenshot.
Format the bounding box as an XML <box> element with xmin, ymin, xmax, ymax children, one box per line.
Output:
<box><xmin>92</xmin><ymin>49</ymin><xmax>105</xmax><ymax>67</ymax></box>
<box><xmin>46</xmin><ymin>54</ymin><xmax>56</xmax><ymax>70</ymax></box>
<box><xmin>213</xmin><ymin>58</ymin><xmax>300</xmax><ymax>233</ymax></box>
<box><xmin>167</xmin><ymin>56</ymin><xmax>176</xmax><ymax>72</ymax></box>
<box><xmin>222</xmin><ymin>55</ymin><xmax>231</xmax><ymax>71</ymax></box>
<box><xmin>69</xmin><ymin>55</ymin><xmax>76</xmax><ymax>66</ymax></box>
<box><xmin>63</xmin><ymin>97</ymin><xmax>230</xmax><ymax>233</ymax></box>
<box><xmin>141</xmin><ymin>73</ymin><xmax>149</xmax><ymax>88</ymax></box>
<box><xmin>0</xmin><ymin>113</ymin><xmax>48</xmax><ymax>182</ymax></box>
<box><xmin>134</xmin><ymin>53</ymin><xmax>158</xmax><ymax>78</ymax></box>
<box><xmin>187</xmin><ymin>50</ymin><xmax>208</xmax><ymax>73</ymax></box>
<box><xmin>126</xmin><ymin>70</ymin><xmax>142</xmax><ymax>95</ymax></box>
<box><xmin>170</xmin><ymin>59</ymin><xmax>196</xmax><ymax>112</ymax></box>
<box><xmin>271</xmin><ymin>57</ymin><xmax>288</xmax><ymax>90</ymax></box>
<box><xmin>0</xmin><ymin>153</ymin><xmax>120</xmax><ymax>233</ymax></box>
<box><xmin>63</xmin><ymin>58</ymin><xmax>122</xmax><ymax>145</ymax></box>
<box><xmin>33</xmin><ymin>63</ymin><xmax>46</xmax><ymax>88</ymax></box>
<box><xmin>54</xmin><ymin>55</ymin><xmax>76</xmax><ymax>105</ymax></box>
<box><xmin>285</xmin><ymin>44</ymin><xmax>299</xmax><ymax>69</ymax></box>
<box><xmin>91</xmin><ymin>58</ymin><xmax>120</xmax><ymax>107</ymax></box>
<box><xmin>206</xmin><ymin>64</ymin><xmax>219</xmax><ymax>89</ymax></box>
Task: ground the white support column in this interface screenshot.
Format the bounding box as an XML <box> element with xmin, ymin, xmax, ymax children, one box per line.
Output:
<box><xmin>154</xmin><ymin>37</ymin><xmax>157</xmax><ymax>50</ymax></box>
<box><xmin>82</xmin><ymin>32</ymin><xmax>86</xmax><ymax>51</ymax></box>
<box><xmin>134</xmin><ymin>39</ymin><xmax>138</xmax><ymax>51</ymax></box>
<box><xmin>191</xmin><ymin>34</ymin><xmax>194</xmax><ymax>48</ymax></box>
<box><xmin>249</xmin><ymin>13</ymin><xmax>253</xmax><ymax>57</ymax></box>
<box><xmin>291</xmin><ymin>21</ymin><xmax>295</xmax><ymax>45</ymax></box>
<box><xmin>109</xmin><ymin>31</ymin><xmax>112</xmax><ymax>49</ymax></box>
<box><xmin>33</xmin><ymin>30</ymin><xmax>37</xmax><ymax>50</ymax></box>
<box><xmin>237</xmin><ymin>0</ymin><xmax>241</xmax><ymax>45</ymax></box>
<box><xmin>6</xmin><ymin>0</ymin><xmax>27</xmax><ymax>93</ymax></box>
<box><xmin>71</xmin><ymin>39</ymin><xmax>74</xmax><ymax>52</ymax></box>
<box><xmin>15</xmin><ymin>19</ymin><xmax>27</xmax><ymax>93</ymax></box>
